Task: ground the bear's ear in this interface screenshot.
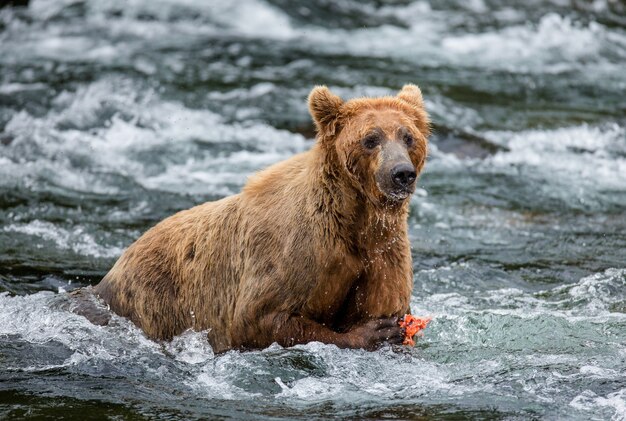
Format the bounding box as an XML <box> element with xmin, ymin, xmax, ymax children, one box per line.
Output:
<box><xmin>397</xmin><ymin>84</ymin><xmax>424</xmax><ymax>109</ymax></box>
<box><xmin>308</xmin><ymin>86</ymin><xmax>343</xmax><ymax>137</ymax></box>
<box><xmin>397</xmin><ymin>84</ymin><xmax>430</xmax><ymax>136</ymax></box>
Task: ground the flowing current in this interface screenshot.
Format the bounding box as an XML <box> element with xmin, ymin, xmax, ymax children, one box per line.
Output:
<box><xmin>1</xmin><ymin>0</ymin><xmax>625</xmax><ymax>419</ymax></box>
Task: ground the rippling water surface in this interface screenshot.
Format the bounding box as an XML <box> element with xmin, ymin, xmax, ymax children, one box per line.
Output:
<box><xmin>1</xmin><ymin>0</ymin><xmax>625</xmax><ymax>419</ymax></box>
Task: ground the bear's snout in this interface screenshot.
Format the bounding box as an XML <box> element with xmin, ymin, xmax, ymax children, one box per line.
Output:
<box><xmin>374</xmin><ymin>140</ymin><xmax>418</xmax><ymax>202</ymax></box>
<box><xmin>391</xmin><ymin>163</ymin><xmax>416</xmax><ymax>189</ymax></box>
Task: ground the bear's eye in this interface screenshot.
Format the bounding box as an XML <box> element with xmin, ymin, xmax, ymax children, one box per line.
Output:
<box><xmin>403</xmin><ymin>132</ymin><xmax>414</xmax><ymax>147</ymax></box>
<box><xmin>362</xmin><ymin>134</ymin><xmax>381</xmax><ymax>150</ymax></box>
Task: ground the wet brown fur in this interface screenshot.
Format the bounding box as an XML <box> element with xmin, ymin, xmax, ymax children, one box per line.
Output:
<box><xmin>92</xmin><ymin>85</ymin><xmax>430</xmax><ymax>353</ymax></box>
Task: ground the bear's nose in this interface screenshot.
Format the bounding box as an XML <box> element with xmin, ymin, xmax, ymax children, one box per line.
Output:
<box><xmin>392</xmin><ymin>163</ymin><xmax>417</xmax><ymax>188</ymax></box>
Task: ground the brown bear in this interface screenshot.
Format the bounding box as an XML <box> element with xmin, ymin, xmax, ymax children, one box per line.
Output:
<box><xmin>90</xmin><ymin>85</ymin><xmax>430</xmax><ymax>353</ymax></box>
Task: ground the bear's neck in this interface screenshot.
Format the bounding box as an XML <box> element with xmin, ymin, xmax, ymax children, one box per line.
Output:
<box><xmin>354</xmin><ymin>202</ymin><xmax>409</xmax><ymax>248</ymax></box>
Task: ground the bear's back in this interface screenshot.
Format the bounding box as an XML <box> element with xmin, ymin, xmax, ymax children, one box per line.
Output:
<box><xmin>94</xmin><ymin>195</ymin><xmax>244</xmax><ymax>349</ymax></box>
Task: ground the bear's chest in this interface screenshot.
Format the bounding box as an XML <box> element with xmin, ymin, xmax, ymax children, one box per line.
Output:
<box><xmin>302</xmin><ymin>252</ymin><xmax>363</xmax><ymax>325</ymax></box>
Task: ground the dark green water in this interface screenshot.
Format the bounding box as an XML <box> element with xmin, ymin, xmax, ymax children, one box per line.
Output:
<box><xmin>1</xmin><ymin>0</ymin><xmax>625</xmax><ymax>419</ymax></box>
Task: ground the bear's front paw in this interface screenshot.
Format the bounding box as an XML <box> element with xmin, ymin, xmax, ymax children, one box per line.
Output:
<box><xmin>347</xmin><ymin>317</ymin><xmax>404</xmax><ymax>350</ymax></box>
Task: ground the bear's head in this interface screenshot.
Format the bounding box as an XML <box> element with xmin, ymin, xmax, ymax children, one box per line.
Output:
<box><xmin>308</xmin><ymin>85</ymin><xmax>430</xmax><ymax>207</ymax></box>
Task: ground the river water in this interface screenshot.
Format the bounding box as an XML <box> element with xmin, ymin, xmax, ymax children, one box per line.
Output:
<box><xmin>1</xmin><ymin>0</ymin><xmax>625</xmax><ymax>419</ymax></box>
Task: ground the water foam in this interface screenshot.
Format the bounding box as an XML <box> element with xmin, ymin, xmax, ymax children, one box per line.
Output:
<box><xmin>417</xmin><ymin>267</ymin><xmax>626</xmax><ymax>318</ymax></box>
<box><xmin>449</xmin><ymin>124</ymin><xmax>626</xmax><ymax>211</ymax></box>
<box><xmin>486</xmin><ymin>124</ymin><xmax>626</xmax><ymax>187</ymax></box>
<box><xmin>441</xmin><ymin>13</ymin><xmax>611</xmax><ymax>72</ymax></box>
<box><xmin>7</xmin><ymin>0</ymin><xmax>623</xmax><ymax>73</ymax></box>
<box><xmin>3</xmin><ymin>220</ymin><xmax>124</xmax><ymax>258</ymax></box>
<box><xmin>570</xmin><ymin>388</ymin><xmax>626</xmax><ymax>421</ymax></box>
<box><xmin>1</xmin><ymin>77</ymin><xmax>309</xmax><ymax>197</ymax></box>
<box><xmin>0</xmin><ymin>291</ymin><xmax>156</xmax><ymax>357</ymax></box>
